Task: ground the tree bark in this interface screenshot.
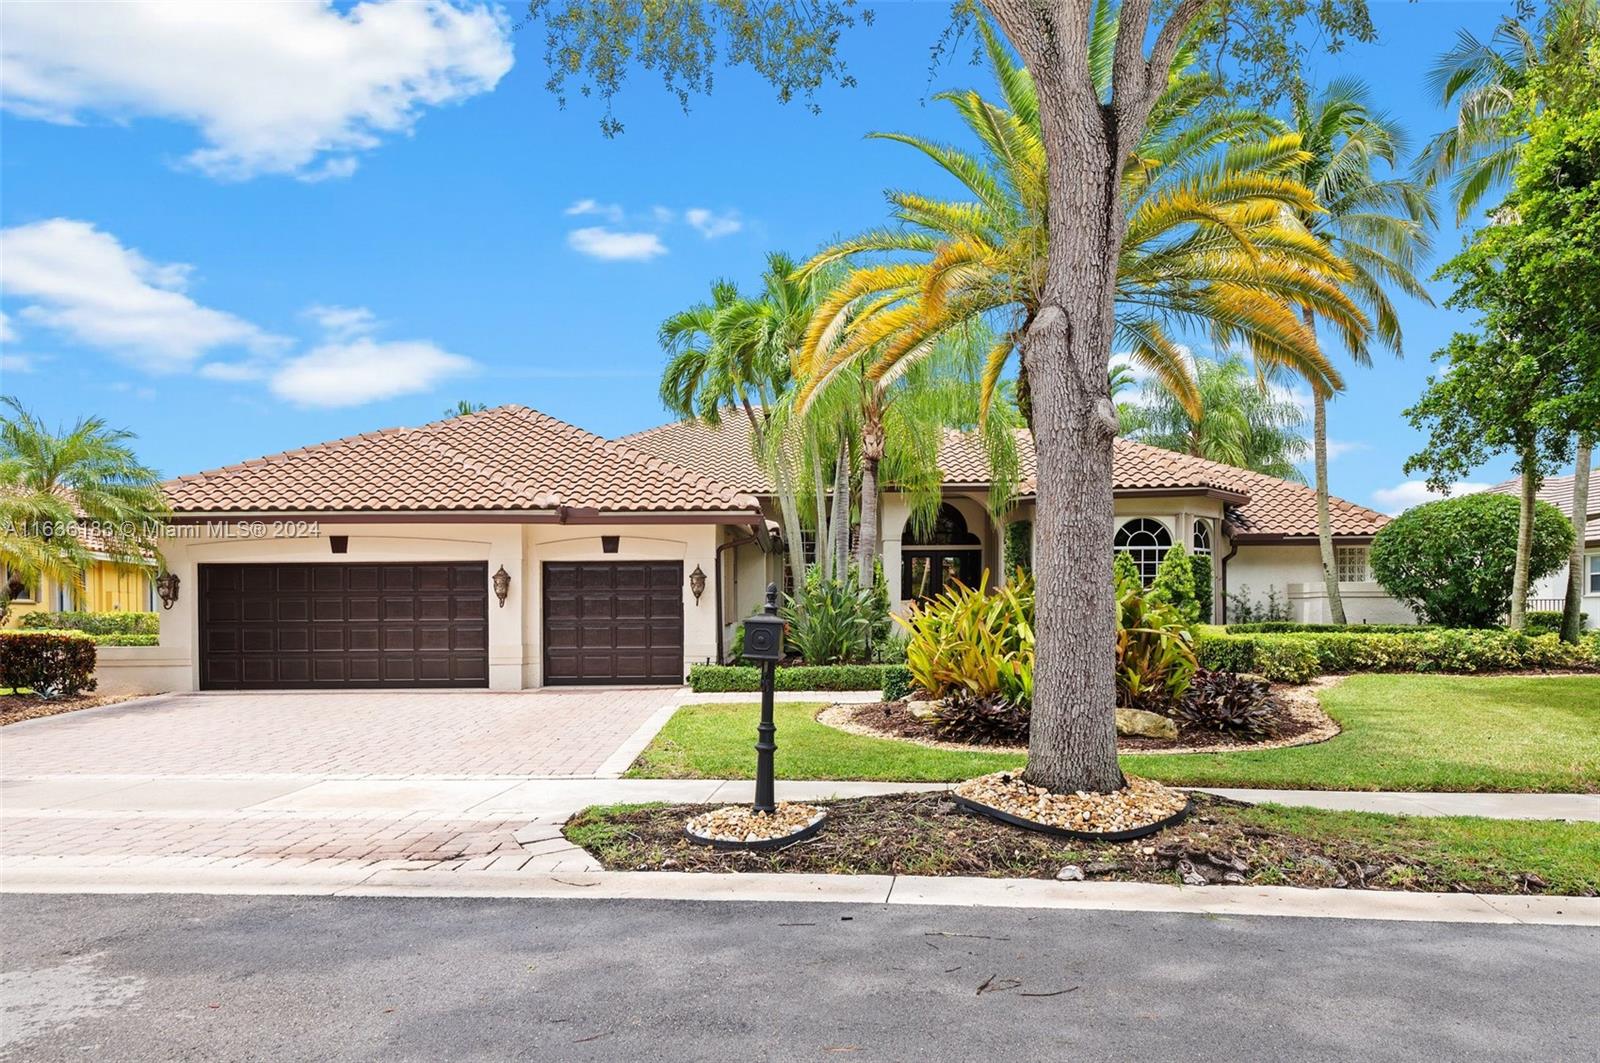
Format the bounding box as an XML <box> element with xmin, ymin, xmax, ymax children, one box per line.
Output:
<box><xmin>856</xmin><ymin>409</ymin><xmax>885</xmax><ymax>577</ymax></box>
<box><xmin>810</xmin><ymin>431</ymin><xmax>831</xmax><ymax>582</ymax></box>
<box><xmin>1311</xmin><ymin>386</ymin><xmax>1348</xmax><ymax>625</ymax></box>
<box><xmin>829</xmin><ymin>436</ymin><xmax>851</xmax><ymax>578</ymax></box>
<box><xmin>1561</xmin><ymin>436</ymin><xmax>1592</xmax><ymax>643</ymax></box>
<box><xmin>1510</xmin><ymin>457</ymin><xmax>1538</xmax><ymax>630</ymax></box>
<box><xmin>981</xmin><ymin>0</ymin><xmax>1206</xmax><ymax>794</ymax></box>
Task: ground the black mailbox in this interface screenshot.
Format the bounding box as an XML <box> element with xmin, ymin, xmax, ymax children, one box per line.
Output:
<box><xmin>741</xmin><ymin>582</ymin><xmax>786</xmax><ymax>662</ymax></box>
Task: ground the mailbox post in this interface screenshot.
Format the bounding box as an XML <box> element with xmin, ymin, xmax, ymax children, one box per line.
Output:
<box><xmin>740</xmin><ymin>582</ymin><xmax>786</xmax><ymax>815</ymax></box>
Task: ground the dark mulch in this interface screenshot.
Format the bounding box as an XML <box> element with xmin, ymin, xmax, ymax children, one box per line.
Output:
<box><xmin>1</xmin><ymin>692</ymin><xmax>140</xmax><ymax>726</ymax></box>
<box><xmin>566</xmin><ymin>792</ymin><xmax>1587</xmax><ymax>895</ymax></box>
<box><xmin>843</xmin><ymin>700</ymin><xmax>1320</xmax><ymax>752</ymax></box>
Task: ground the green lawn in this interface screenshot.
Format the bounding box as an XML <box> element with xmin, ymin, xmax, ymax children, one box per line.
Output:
<box><xmin>626</xmin><ymin>674</ymin><xmax>1600</xmax><ymax>792</ymax></box>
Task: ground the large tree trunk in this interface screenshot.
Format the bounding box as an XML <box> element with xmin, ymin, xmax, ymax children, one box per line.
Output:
<box><xmin>984</xmin><ymin>0</ymin><xmax>1205</xmax><ymax>794</ymax></box>
<box><xmin>1311</xmin><ymin>388</ymin><xmax>1348</xmax><ymax>625</ymax></box>
<box><xmin>856</xmin><ymin>410</ymin><xmax>885</xmax><ymax>577</ymax></box>
<box><xmin>1510</xmin><ymin>457</ymin><xmax>1538</xmax><ymax>630</ymax></box>
<box><xmin>1561</xmin><ymin>436</ymin><xmax>1592</xmax><ymax>643</ymax></box>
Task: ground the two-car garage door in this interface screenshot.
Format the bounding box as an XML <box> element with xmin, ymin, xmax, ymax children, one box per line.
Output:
<box><xmin>199</xmin><ymin>560</ymin><xmax>686</xmax><ymax>689</ymax></box>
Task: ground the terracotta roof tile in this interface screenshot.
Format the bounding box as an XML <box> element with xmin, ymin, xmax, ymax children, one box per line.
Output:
<box><xmin>164</xmin><ymin>405</ymin><xmax>760</xmax><ymax>516</ymax></box>
<box><xmin>623</xmin><ymin>418</ymin><xmax>1389</xmax><ymax>540</ymax></box>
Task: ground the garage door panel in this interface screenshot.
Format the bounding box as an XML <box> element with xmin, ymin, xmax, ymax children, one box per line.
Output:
<box><xmin>543</xmin><ymin>562</ymin><xmax>682</xmax><ymax>685</ymax></box>
<box><xmin>201</xmin><ymin>562</ymin><xmax>487</xmax><ymax>689</ymax></box>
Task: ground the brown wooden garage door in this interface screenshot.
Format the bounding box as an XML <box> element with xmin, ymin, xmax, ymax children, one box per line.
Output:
<box><xmin>543</xmin><ymin>562</ymin><xmax>684</xmax><ymax>685</ymax></box>
<box><xmin>199</xmin><ymin>562</ymin><xmax>488</xmax><ymax>689</ymax></box>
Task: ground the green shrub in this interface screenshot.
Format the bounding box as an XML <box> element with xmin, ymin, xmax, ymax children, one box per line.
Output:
<box><xmin>1004</xmin><ymin>519</ymin><xmax>1032</xmax><ymax>576</ymax></box>
<box><xmin>1149</xmin><ymin>543</ymin><xmax>1200</xmax><ymax>624</ymax></box>
<box><xmin>687</xmin><ymin>663</ymin><xmax>905</xmax><ymax>692</ymax></box>
<box><xmin>1523</xmin><ymin>610</ymin><xmax>1585</xmax><ymax>638</ymax></box>
<box><xmin>1370</xmin><ymin>493</ymin><xmax>1573</xmax><ymax>628</ymax></box>
<box><xmin>1190</xmin><ymin>554</ymin><xmax>1213</xmax><ymax>623</ymax></box>
<box><xmin>0</xmin><ymin>629</ymin><xmax>98</xmax><ymax>697</ymax></box>
<box><xmin>19</xmin><ymin>610</ymin><xmax>158</xmax><ymax>636</ymax></box>
<box><xmin>1226</xmin><ymin>584</ymin><xmax>1291</xmax><ymax>623</ymax></box>
<box><xmin>866</xmin><ymin>559</ymin><xmax>893</xmax><ymax>651</ymax></box>
<box><xmin>898</xmin><ymin>571</ymin><xmax>1034</xmax><ymax>708</ymax></box>
<box><xmin>880</xmin><ymin>665</ymin><xmax>914</xmax><ymax>701</ymax></box>
<box><xmin>781</xmin><ymin>570</ymin><xmax>872</xmax><ymax>665</ymax></box>
<box><xmin>1196</xmin><ymin>627</ymin><xmax>1597</xmax><ymax>682</ymax></box>
<box><xmin>95</xmin><ymin>633</ymin><xmax>159</xmax><ymax>646</ymax></box>
<box><xmin>1115</xmin><ymin>565</ymin><xmax>1198</xmax><ymax>711</ymax></box>
<box><xmin>1113</xmin><ymin>551</ymin><xmax>1142</xmax><ymax>588</ymax></box>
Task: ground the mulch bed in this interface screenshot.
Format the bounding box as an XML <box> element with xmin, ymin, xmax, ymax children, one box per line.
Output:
<box><xmin>1</xmin><ymin>692</ymin><xmax>142</xmax><ymax>726</ymax></box>
<box><xmin>566</xmin><ymin>791</ymin><xmax>1584</xmax><ymax>895</ymax></box>
<box><xmin>831</xmin><ymin>696</ymin><xmax>1329</xmax><ymax>753</ymax></box>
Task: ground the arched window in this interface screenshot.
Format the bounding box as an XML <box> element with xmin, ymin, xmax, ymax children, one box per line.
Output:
<box><xmin>1192</xmin><ymin>520</ymin><xmax>1211</xmax><ymax>557</ymax></box>
<box><xmin>1114</xmin><ymin>518</ymin><xmax>1171</xmax><ymax>586</ymax></box>
<box><xmin>903</xmin><ymin>503</ymin><xmax>983</xmax><ymax>600</ymax></box>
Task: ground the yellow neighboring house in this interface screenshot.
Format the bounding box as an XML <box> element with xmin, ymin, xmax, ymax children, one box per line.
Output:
<box><xmin>3</xmin><ymin>515</ymin><xmax>159</xmax><ymax>625</ymax></box>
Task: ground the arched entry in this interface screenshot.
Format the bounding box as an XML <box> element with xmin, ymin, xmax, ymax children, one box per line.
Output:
<box><xmin>902</xmin><ymin>503</ymin><xmax>982</xmax><ymax>600</ymax></box>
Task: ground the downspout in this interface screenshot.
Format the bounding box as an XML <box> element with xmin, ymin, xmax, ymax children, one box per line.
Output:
<box><xmin>715</xmin><ymin>528</ymin><xmax>762</xmax><ymax>664</ymax></box>
<box><xmin>1217</xmin><ymin>527</ymin><xmax>1240</xmax><ymax>625</ymax></box>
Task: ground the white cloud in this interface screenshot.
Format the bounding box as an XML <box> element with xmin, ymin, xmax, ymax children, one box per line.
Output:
<box><xmin>564</xmin><ymin>198</ymin><xmax>625</xmax><ymax>223</ymax></box>
<box><xmin>0</xmin><ymin>1</ymin><xmax>513</xmax><ymax>181</ymax></box>
<box><xmin>1371</xmin><ymin>479</ymin><xmax>1491</xmax><ymax>516</ymax></box>
<box><xmin>1325</xmin><ymin>439</ymin><xmax>1370</xmax><ymax>461</ymax></box>
<box><xmin>269</xmin><ymin>337</ymin><xmax>474</xmax><ymax>408</ymax></box>
<box><xmin>1</xmin><ymin>353</ymin><xmax>34</xmax><ymax>374</ymax></box>
<box><xmin>685</xmin><ymin>207</ymin><xmax>742</xmax><ymax>238</ymax></box>
<box><xmin>0</xmin><ymin>218</ymin><xmax>282</xmax><ymax>371</ymax></box>
<box><xmin>567</xmin><ymin>227</ymin><xmax>668</xmax><ymax>262</ymax></box>
<box><xmin>0</xmin><ymin>310</ymin><xmax>15</xmax><ymax>343</ymax></box>
<box><xmin>303</xmin><ymin>304</ymin><xmax>379</xmax><ymax>340</ymax></box>
<box><xmin>651</xmin><ymin>206</ymin><xmax>676</xmax><ymax>224</ymax></box>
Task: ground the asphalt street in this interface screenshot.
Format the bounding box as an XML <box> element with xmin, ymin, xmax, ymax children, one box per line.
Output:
<box><xmin>2</xmin><ymin>893</ymin><xmax>1596</xmax><ymax>1061</ymax></box>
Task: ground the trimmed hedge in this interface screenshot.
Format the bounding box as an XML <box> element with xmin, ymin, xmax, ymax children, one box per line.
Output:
<box><xmin>19</xmin><ymin>610</ymin><xmax>158</xmax><ymax>636</ymax></box>
<box><xmin>880</xmin><ymin>666</ymin><xmax>913</xmax><ymax>701</ymax></box>
<box><xmin>1197</xmin><ymin>628</ymin><xmax>1598</xmax><ymax>683</ymax></box>
<box><xmin>688</xmin><ymin>663</ymin><xmax>903</xmax><ymax>693</ymax></box>
<box><xmin>95</xmin><ymin>633</ymin><xmax>159</xmax><ymax>646</ymax></box>
<box><xmin>1225</xmin><ymin>621</ymin><xmax>1434</xmax><ymax>635</ymax></box>
<box><xmin>1524</xmin><ymin>610</ymin><xmax>1587</xmax><ymax>638</ymax></box>
<box><xmin>0</xmin><ymin>629</ymin><xmax>98</xmax><ymax>697</ymax></box>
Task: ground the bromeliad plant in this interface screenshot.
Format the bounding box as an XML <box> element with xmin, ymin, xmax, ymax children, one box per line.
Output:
<box><xmin>781</xmin><ymin>569</ymin><xmax>874</xmax><ymax>666</ymax></box>
<box><xmin>1115</xmin><ymin>566</ymin><xmax>1199</xmax><ymax>713</ymax></box>
<box><xmin>899</xmin><ymin>570</ymin><xmax>1035</xmax><ymax>713</ymax></box>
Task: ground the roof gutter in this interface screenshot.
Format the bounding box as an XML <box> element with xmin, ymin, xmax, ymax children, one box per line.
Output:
<box><xmin>166</xmin><ymin>507</ymin><xmax>763</xmax><ymax>526</ymax></box>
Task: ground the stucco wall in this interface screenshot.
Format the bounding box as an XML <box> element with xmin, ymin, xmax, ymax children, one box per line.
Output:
<box><xmin>1225</xmin><ymin>542</ymin><xmax>1418</xmax><ymax>624</ymax></box>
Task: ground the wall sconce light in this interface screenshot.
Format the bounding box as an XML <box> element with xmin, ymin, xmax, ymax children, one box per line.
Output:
<box><xmin>155</xmin><ymin>571</ymin><xmax>180</xmax><ymax>610</ymax></box>
<box><xmin>688</xmin><ymin>564</ymin><xmax>707</xmax><ymax>604</ymax></box>
<box><xmin>491</xmin><ymin>565</ymin><xmax>511</xmax><ymax>608</ymax></box>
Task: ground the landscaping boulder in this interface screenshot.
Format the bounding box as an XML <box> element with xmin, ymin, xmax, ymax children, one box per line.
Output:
<box><xmin>906</xmin><ymin>699</ymin><xmax>940</xmax><ymax>719</ymax></box>
<box><xmin>1116</xmin><ymin>707</ymin><xmax>1178</xmax><ymax>740</ymax></box>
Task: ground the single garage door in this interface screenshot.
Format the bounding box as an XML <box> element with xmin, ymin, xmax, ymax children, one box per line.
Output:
<box><xmin>543</xmin><ymin>562</ymin><xmax>684</xmax><ymax>685</ymax></box>
<box><xmin>199</xmin><ymin>562</ymin><xmax>488</xmax><ymax>689</ymax></box>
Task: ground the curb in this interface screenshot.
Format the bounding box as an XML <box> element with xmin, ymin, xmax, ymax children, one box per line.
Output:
<box><xmin>4</xmin><ymin>862</ymin><xmax>1596</xmax><ymax>926</ymax></box>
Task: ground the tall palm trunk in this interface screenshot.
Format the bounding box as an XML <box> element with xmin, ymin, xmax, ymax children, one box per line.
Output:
<box><xmin>855</xmin><ymin>409</ymin><xmax>885</xmax><ymax>577</ymax></box>
<box><xmin>829</xmin><ymin>437</ymin><xmax>851</xmax><ymax>577</ymax></box>
<box><xmin>1561</xmin><ymin>436</ymin><xmax>1591</xmax><ymax>643</ymax></box>
<box><xmin>1510</xmin><ymin>453</ymin><xmax>1538</xmax><ymax>630</ymax></box>
<box><xmin>747</xmin><ymin>405</ymin><xmax>807</xmax><ymax>592</ymax></box>
<box><xmin>1304</xmin><ymin>310</ymin><xmax>1347</xmax><ymax>625</ymax></box>
<box><xmin>810</xmin><ymin>431</ymin><xmax>831</xmax><ymax>581</ymax></box>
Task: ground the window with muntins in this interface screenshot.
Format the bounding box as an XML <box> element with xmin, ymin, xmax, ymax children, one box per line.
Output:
<box><xmin>1114</xmin><ymin>518</ymin><xmax>1171</xmax><ymax>586</ymax></box>
<box><xmin>1336</xmin><ymin>545</ymin><xmax>1370</xmax><ymax>583</ymax></box>
<box><xmin>902</xmin><ymin>503</ymin><xmax>982</xmax><ymax>600</ymax></box>
<box><xmin>1191</xmin><ymin>521</ymin><xmax>1211</xmax><ymax>556</ymax></box>
<box><xmin>1589</xmin><ymin>554</ymin><xmax>1600</xmax><ymax>595</ymax></box>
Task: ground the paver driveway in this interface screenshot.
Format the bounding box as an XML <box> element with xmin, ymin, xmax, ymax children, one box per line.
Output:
<box><xmin>0</xmin><ymin>688</ymin><xmax>678</xmax><ymax>778</ymax></box>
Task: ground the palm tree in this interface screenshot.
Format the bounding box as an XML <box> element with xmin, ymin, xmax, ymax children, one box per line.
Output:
<box><xmin>797</xmin><ymin>16</ymin><xmax>1364</xmax><ymax>425</ymax></box>
<box><xmin>0</xmin><ymin>396</ymin><xmax>168</xmax><ymax>598</ymax></box>
<box><xmin>1417</xmin><ymin>0</ymin><xmax>1600</xmax><ymax>222</ymax></box>
<box><xmin>1119</xmin><ymin>354</ymin><xmax>1310</xmax><ymax>482</ymax></box>
<box><xmin>1286</xmin><ymin>79</ymin><xmax>1434</xmax><ymax>623</ymax></box>
<box><xmin>658</xmin><ymin>255</ymin><xmax>828</xmax><ymax>589</ymax></box>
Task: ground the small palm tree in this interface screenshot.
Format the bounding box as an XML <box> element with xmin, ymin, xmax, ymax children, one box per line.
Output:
<box><xmin>798</xmin><ymin>16</ymin><xmax>1364</xmax><ymax>423</ymax></box>
<box><xmin>444</xmin><ymin>401</ymin><xmax>488</xmax><ymax>417</ymax></box>
<box><xmin>1287</xmin><ymin>79</ymin><xmax>1434</xmax><ymax>623</ymax></box>
<box><xmin>0</xmin><ymin>396</ymin><xmax>168</xmax><ymax>595</ymax></box>
<box><xmin>1416</xmin><ymin>0</ymin><xmax>1599</xmax><ymax>222</ymax></box>
<box><xmin>1119</xmin><ymin>354</ymin><xmax>1310</xmax><ymax>482</ymax></box>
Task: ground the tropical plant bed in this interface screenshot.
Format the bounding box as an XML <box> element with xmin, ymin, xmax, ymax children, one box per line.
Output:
<box><xmin>565</xmin><ymin>792</ymin><xmax>1600</xmax><ymax>896</ymax></box>
<box><xmin>0</xmin><ymin>691</ymin><xmax>142</xmax><ymax>726</ymax></box>
<box><xmin>817</xmin><ymin>682</ymin><xmax>1338</xmax><ymax>755</ymax></box>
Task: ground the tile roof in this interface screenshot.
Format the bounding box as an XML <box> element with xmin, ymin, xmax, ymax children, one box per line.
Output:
<box><xmin>164</xmin><ymin>405</ymin><xmax>761</xmax><ymax>516</ymax></box>
<box><xmin>1486</xmin><ymin>470</ymin><xmax>1599</xmax><ymax>545</ymax></box>
<box><xmin>623</xmin><ymin>418</ymin><xmax>1390</xmax><ymax>540</ymax></box>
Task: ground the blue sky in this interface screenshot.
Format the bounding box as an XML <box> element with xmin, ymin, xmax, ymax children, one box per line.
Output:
<box><xmin>0</xmin><ymin>0</ymin><xmax>1549</xmax><ymax>514</ymax></box>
